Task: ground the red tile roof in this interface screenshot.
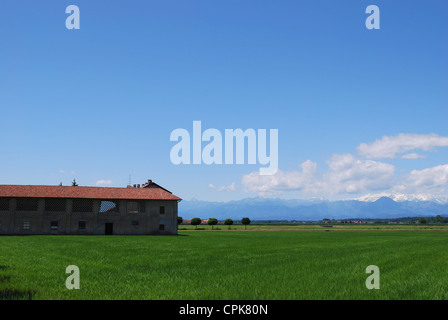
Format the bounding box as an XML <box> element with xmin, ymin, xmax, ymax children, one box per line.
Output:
<box><xmin>0</xmin><ymin>185</ymin><xmax>182</xmax><ymax>201</ymax></box>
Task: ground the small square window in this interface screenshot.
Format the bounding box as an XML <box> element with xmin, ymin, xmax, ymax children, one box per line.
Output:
<box><xmin>78</xmin><ymin>221</ymin><xmax>86</xmax><ymax>230</ymax></box>
<box><xmin>23</xmin><ymin>221</ymin><xmax>31</xmax><ymax>230</ymax></box>
<box><xmin>50</xmin><ymin>221</ymin><xmax>59</xmax><ymax>230</ymax></box>
<box><xmin>159</xmin><ymin>206</ymin><xmax>165</xmax><ymax>214</ymax></box>
<box><xmin>159</xmin><ymin>224</ymin><xmax>165</xmax><ymax>231</ymax></box>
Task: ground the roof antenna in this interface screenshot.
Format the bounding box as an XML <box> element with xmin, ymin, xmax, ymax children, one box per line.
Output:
<box><xmin>128</xmin><ymin>174</ymin><xmax>132</xmax><ymax>187</ymax></box>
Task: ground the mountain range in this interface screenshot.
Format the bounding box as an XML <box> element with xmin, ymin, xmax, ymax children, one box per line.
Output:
<box><xmin>178</xmin><ymin>196</ymin><xmax>448</xmax><ymax>221</ymax></box>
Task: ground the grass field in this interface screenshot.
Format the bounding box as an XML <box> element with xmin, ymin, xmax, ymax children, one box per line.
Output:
<box><xmin>1</xmin><ymin>226</ymin><xmax>448</xmax><ymax>300</ymax></box>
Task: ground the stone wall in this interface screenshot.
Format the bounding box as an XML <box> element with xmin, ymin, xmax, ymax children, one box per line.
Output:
<box><xmin>0</xmin><ymin>198</ymin><xmax>178</xmax><ymax>235</ymax></box>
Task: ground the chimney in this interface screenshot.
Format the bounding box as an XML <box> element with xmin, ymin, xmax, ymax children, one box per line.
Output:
<box><xmin>137</xmin><ymin>184</ymin><xmax>140</xmax><ymax>188</ymax></box>
<box><xmin>133</xmin><ymin>184</ymin><xmax>137</xmax><ymax>188</ymax></box>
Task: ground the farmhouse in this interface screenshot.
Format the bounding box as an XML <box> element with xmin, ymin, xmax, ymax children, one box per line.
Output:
<box><xmin>0</xmin><ymin>179</ymin><xmax>181</xmax><ymax>235</ymax></box>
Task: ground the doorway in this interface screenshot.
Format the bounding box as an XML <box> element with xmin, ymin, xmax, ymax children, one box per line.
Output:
<box><xmin>105</xmin><ymin>223</ymin><xmax>113</xmax><ymax>235</ymax></box>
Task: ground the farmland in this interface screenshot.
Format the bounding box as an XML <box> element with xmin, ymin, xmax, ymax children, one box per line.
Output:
<box><xmin>1</xmin><ymin>226</ymin><xmax>448</xmax><ymax>300</ymax></box>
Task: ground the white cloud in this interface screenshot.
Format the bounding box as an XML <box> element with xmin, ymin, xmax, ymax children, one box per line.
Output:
<box><xmin>241</xmin><ymin>156</ymin><xmax>395</xmax><ymax>195</ymax></box>
<box><xmin>59</xmin><ymin>169</ymin><xmax>64</xmax><ymax>173</ymax></box>
<box><xmin>320</xmin><ymin>154</ymin><xmax>395</xmax><ymax>194</ymax></box>
<box><xmin>357</xmin><ymin>133</ymin><xmax>448</xmax><ymax>159</ymax></box>
<box><xmin>242</xmin><ymin>160</ymin><xmax>317</xmax><ymax>195</ymax></box>
<box><xmin>241</xmin><ymin>134</ymin><xmax>448</xmax><ymax>198</ymax></box>
<box><xmin>400</xmin><ymin>153</ymin><xmax>427</xmax><ymax>159</ymax></box>
<box><xmin>403</xmin><ymin>164</ymin><xmax>448</xmax><ymax>190</ymax></box>
<box><xmin>208</xmin><ymin>184</ymin><xmax>216</xmax><ymax>189</ymax></box>
<box><xmin>96</xmin><ymin>180</ymin><xmax>113</xmax><ymax>186</ymax></box>
<box><xmin>218</xmin><ymin>182</ymin><xmax>236</xmax><ymax>192</ymax></box>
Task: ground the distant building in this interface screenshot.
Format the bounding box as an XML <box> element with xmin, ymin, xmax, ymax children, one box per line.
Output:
<box><xmin>0</xmin><ymin>179</ymin><xmax>181</xmax><ymax>235</ymax></box>
<box><xmin>342</xmin><ymin>220</ymin><xmax>366</xmax><ymax>224</ymax></box>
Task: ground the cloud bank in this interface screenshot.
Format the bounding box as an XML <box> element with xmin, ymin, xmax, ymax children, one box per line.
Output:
<box><xmin>241</xmin><ymin>133</ymin><xmax>448</xmax><ymax>197</ymax></box>
<box><xmin>357</xmin><ymin>133</ymin><xmax>448</xmax><ymax>159</ymax></box>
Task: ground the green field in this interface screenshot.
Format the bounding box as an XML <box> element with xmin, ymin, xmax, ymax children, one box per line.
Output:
<box><xmin>1</xmin><ymin>227</ymin><xmax>448</xmax><ymax>300</ymax></box>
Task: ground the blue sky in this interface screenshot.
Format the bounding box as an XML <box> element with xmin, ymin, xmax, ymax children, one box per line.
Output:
<box><xmin>0</xmin><ymin>0</ymin><xmax>447</xmax><ymax>202</ymax></box>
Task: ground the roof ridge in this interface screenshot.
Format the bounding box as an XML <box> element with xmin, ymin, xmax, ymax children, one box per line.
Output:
<box><xmin>0</xmin><ymin>184</ymin><xmax>181</xmax><ymax>201</ymax></box>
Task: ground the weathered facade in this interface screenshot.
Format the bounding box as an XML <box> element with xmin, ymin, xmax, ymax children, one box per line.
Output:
<box><xmin>0</xmin><ymin>180</ymin><xmax>181</xmax><ymax>235</ymax></box>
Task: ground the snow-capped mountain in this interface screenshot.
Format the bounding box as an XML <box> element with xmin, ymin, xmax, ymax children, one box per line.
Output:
<box><xmin>350</xmin><ymin>193</ymin><xmax>448</xmax><ymax>204</ymax></box>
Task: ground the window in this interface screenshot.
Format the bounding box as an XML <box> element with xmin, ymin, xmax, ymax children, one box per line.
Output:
<box><xmin>50</xmin><ymin>220</ymin><xmax>59</xmax><ymax>230</ymax></box>
<box><xmin>72</xmin><ymin>199</ymin><xmax>93</xmax><ymax>213</ymax></box>
<box><xmin>132</xmin><ymin>221</ymin><xmax>139</xmax><ymax>227</ymax></box>
<box><xmin>127</xmin><ymin>201</ymin><xmax>139</xmax><ymax>213</ymax></box>
<box><xmin>128</xmin><ymin>201</ymin><xmax>145</xmax><ymax>213</ymax></box>
<box><xmin>17</xmin><ymin>198</ymin><xmax>38</xmax><ymax>211</ymax></box>
<box><xmin>0</xmin><ymin>198</ymin><xmax>9</xmax><ymax>211</ymax></box>
<box><xmin>78</xmin><ymin>221</ymin><xmax>86</xmax><ymax>230</ymax></box>
<box><xmin>23</xmin><ymin>221</ymin><xmax>31</xmax><ymax>230</ymax></box>
<box><xmin>100</xmin><ymin>200</ymin><xmax>119</xmax><ymax>213</ymax></box>
<box><xmin>45</xmin><ymin>199</ymin><xmax>66</xmax><ymax>212</ymax></box>
<box><xmin>159</xmin><ymin>206</ymin><xmax>165</xmax><ymax>214</ymax></box>
<box><xmin>159</xmin><ymin>224</ymin><xmax>165</xmax><ymax>231</ymax></box>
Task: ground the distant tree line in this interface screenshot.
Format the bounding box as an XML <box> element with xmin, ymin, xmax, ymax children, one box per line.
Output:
<box><xmin>383</xmin><ymin>215</ymin><xmax>448</xmax><ymax>224</ymax></box>
<box><xmin>319</xmin><ymin>215</ymin><xmax>448</xmax><ymax>225</ymax></box>
<box><xmin>177</xmin><ymin>217</ymin><xmax>251</xmax><ymax>230</ymax></box>
<box><xmin>417</xmin><ymin>215</ymin><xmax>448</xmax><ymax>224</ymax></box>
